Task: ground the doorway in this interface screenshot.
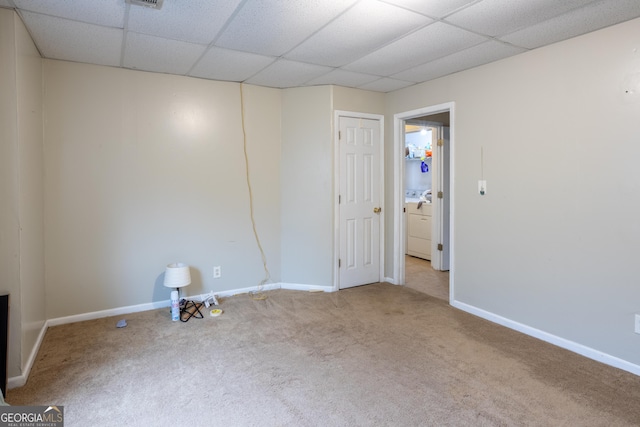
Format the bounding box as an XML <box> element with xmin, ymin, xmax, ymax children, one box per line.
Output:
<box><xmin>393</xmin><ymin>103</ymin><xmax>454</xmax><ymax>301</ymax></box>
<box><xmin>335</xmin><ymin>111</ymin><xmax>384</xmax><ymax>290</ymax></box>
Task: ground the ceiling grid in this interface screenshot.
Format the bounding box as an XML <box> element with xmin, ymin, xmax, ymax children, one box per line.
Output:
<box><xmin>2</xmin><ymin>0</ymin><xmax>639</xmax><ymax>92</ymax></box>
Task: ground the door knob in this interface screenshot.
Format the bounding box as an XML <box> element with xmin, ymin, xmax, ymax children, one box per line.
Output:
<box><xmin>373</xmin><ymin>207</ymin><xmax>381</xmax><ymax>213</ymax></box>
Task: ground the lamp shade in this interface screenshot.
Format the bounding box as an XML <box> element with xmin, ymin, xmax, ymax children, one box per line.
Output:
<box><xmin>163</xmin><ymin>263</ymin><xmax>191</xmax><ymax>288</ymax></box>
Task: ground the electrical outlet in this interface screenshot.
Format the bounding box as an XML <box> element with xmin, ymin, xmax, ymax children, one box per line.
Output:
<box><xmin>213</xmin><ymin>266</ymin><xmax>221</xmax><ymax>279</ymax></box>
<box><xmin>635</xmin><ymin>314</ymin><xmax>640</xmax><ymax>334</ymax></box>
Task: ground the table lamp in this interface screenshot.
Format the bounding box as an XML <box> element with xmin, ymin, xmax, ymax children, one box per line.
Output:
<box><xmin>164</xmin><ymin>263</ymin><xmax>191</xmax><ymax>321</ymax></box>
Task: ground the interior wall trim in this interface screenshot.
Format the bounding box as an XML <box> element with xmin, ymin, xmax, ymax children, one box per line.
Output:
<box><xmin>7</xmin><ymin>322</ymin><xmax>47</xmax><ymax>390</ymax></box>
<box><xmin>451</xmin><ymin>299</ymin><xmax>640</xmax><ymax>377</ymax></box>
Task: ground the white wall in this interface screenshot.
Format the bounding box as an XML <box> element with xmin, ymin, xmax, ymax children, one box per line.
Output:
<box><xmin>0</xmin><ymin>8</ymin><xmax>22</xmax><ymax>380</ymax></box>
<box><xmin>15</xmin><ymin>10</ymin><xmax>45</xmax><ymax>378</ymax></box>
<box><xmin>332</xmin><ymin>85</ymin><xmax>385</xmax><ymax>115</ymax></box>
<box><xmin>43</xmin><ymin>64</ymin><xmax>386</xmax><ymax>319</ymax></box>
<box><xmin>279</xmin><ymin>86</ymin><xmax>384</xmax><ymax>287</ymax></box>
<box><xmin>280</xmin><ymin>86</ymin><xmax>333</xmax><ymax>286</ymax></box>
<box><xmin>0</xmin><ymin>8</ymin><xmax>45</xmax><ymax>380</ymax></box>
<box><xmin>385</xmin><ymin>17</ymin><xmax>640</xmax><ymax>367</ymax></box>
<box><xmin>43</xmin><ymin>61</ymin><xmax>281</xmax><ymax>319</ymax></box>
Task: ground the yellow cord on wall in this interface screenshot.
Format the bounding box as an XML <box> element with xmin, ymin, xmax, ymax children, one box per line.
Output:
<box><xmin>239</xmin><ymin>83</ymin><xmax>270</xmax><ymax>300</ymax></box>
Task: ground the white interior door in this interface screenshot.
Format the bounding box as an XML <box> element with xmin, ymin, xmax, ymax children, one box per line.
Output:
<box><xmin>441</xmin><ymin>127</ymin><xmax>451</xmax><ymax>271</ymax></box>
<box><xmin>338</xmin><ymin>116</ymin><xmax>382</xmax><ymax>289</ymax></box>
<box><xmin>430</xmin><ymin>124</ymin><xmax>451</xmax><ymax>271</ymax></box>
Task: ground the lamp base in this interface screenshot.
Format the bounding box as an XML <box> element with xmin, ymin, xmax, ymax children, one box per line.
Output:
<box><xmin>180</xmin><ymin>300</ymin><xmax>204</xmax><ymax>322</ymax></box>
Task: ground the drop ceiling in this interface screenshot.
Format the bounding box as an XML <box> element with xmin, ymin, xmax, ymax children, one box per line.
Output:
<box><xmin>2</xmin><ymin>0</ymin><xmax>639</xmax><ymax>92</ymax></box>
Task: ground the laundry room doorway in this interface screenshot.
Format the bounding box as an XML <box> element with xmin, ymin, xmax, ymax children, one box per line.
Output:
<box><xmin>393</xmin><ymin>103</ymin><xmax>454</xmax><ymax>302</ymax></box>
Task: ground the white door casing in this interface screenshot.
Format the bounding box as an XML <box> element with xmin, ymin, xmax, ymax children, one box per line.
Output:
<box><xmin>337</xmin><ymin>114</ymin><xmax>383</xmax><ymax>289</ymax></box>
<box><xmin>393</xmin><ymin>103</ymin><xmax>454</xmax><ymax>298</ymax></box>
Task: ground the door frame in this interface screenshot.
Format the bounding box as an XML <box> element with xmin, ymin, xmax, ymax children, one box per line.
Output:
<box><xmin>393</xmin><ymin>103</ymin><xmax>454</xmax><ymax>300</ymax></box>
<box><xmin>333</xmin><ymin>110</ymin><xmax>385</xmax><ymax>292</ymax></box>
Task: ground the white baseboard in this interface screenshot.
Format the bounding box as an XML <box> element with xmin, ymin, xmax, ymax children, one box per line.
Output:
<box><xmin>213</xmin><ymin>282</ymin><xmax>282</xmax><ymax>298</ymax></box>
<box><xmin>451</xmin><ymin>299</ymin><xmax>640</xmax><ymax>377</ymax></box>
<box><xmin>281</xmin><ymin>283</ymin><xmax>334</xmax><ymax>293</ymax></box>
<box><xmin>46</xmin><ymin>300</ymin><xmax>170</xmax><ymax>328</ymax></box>
<box><xmin>7</xmin><ymin>321</ymin><xmax>47</xmax><ymax>390</ymax></box>
<box><xmin>384</xmin><ymin>276</ymin><xmax>398</xmax><ymax>285</ymax></box>
<box><xmin>214</xmin><ymin>282</ymin><xmax>334</xmax><ymax>297</ymax></box>
<box><xmin>44</xmin><ymin>282</ymin><xmax>332</xmax><ymax>328</ymax></box>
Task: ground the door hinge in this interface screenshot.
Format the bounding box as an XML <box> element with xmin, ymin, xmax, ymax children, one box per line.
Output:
<box><xmin>403</xmin><ymin>207</ymin><xmax>406</xmax><ymax>213</ymax></box>
<box><xmin>338</xmin><ymin>195</ymin><xmax>341</xmax><ymax>204</ymax></box>
<box><xmin>338</xmin><ymin>259</ymin><xmax>341</xmax><ymax>268</ymax></box>
<box><xmin>437</xmin><ymin>191</ymin><xmax>443</xmax><ymax>199</ymax></box>
<box><xmin>437</xmin><ymin>138</ymin><xmax>444</xmax><ymax>147</ymax></box>
<box><xmin>339</xmin><ymin>131</ymin><xmax>341</xmax><ymax>140</ymax></box>
<box><xmin>437</xmin><ymin>243</ymin><xmax>443</xmax><ymax>251</ymax></box>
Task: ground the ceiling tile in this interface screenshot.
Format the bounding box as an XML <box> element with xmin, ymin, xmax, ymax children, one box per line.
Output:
<box><xmin>344</xmin><ymin>22</ymin><xmax>488</xmax><ymax>76</ymax></box>
<box><xmin>285</xmin><ymin>1</ymin><xmax>432</xmax><ymax>67</ymax></box>
<box><xmin>7</xmin><ymin>0</ymin><xmax>640</xmax><ymax>92</ymax></box>
<box><xmin>445</xmin><ymin>0</ymin><xmax>595</xmax><ymax>37</ymax></box>
<box><xmin>123</xmin><ymin>32</ymin><xmax>207</xmax><ymax>75</ymax></box>
<box><xmin>189</xmin><ymin>47</ymin><xmax>275</xmax><ymax>82</ymax></box>
<box><xmin>383</xmin><ymin>0</ymin><xmax>479</xmax><ymax>18</ymax></box>
<box><xmin>393</xmin><ymin>40</ymin><xmax>526</xmax><ymax>82</ymax></box>
<box><xmin>14</xmin><ymin>0</ymin><xmax>125</xmax><ymax>28</ymax></box>
<box><xmin>19</xmin><ymin>11</ymin><xmax>122</xmax><ymax>66</ymax></box>
<box><xmin>305</xmin><ymin>69</ymin><xmax>380</xmax><ymax>87</ymax></box>
<box><xmin>246</xmin><ymin>59</ymin><xmax>333</xmax><ymax>88</ymax></box>
<box><xmin>358</xmin><ymin>77</ymin><xmax>414</xmax><ymax>92</ymax></box>
<box><xmin>215</xmin><ymin>0</ymin><xmax>357</xmax><ymax>56</ymax></box>
<box><xmin>127</xmin><ymin>0</ymin><xmax>242</xmax><ymax>44</ymax></box>
<box><xmin>501</xmin><ymin>0</ymin><xmax>640</xmax><ymax>49</ymax></box>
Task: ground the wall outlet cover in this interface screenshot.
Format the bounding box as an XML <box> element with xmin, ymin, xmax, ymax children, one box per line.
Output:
<box><xmin>478</xmin><ymin>180</ymin><xmax>487</xmax><ymax>195</ymax></box>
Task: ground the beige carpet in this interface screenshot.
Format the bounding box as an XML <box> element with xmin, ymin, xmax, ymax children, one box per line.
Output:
<box><xmin>404</xmin><ymin>255</ymin><xmax>449</xmax><ymax>302</ymax></box>
<box><xmin>7</xmin><ymin>283</ymin><xmax>640</xmax><ymax>426</ymax></box>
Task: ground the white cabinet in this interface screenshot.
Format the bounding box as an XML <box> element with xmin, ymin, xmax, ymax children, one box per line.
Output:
<box><xmin>406</xmin><ymin>202</ymin><xmax>431</xmax><ymax>260</ymax></box>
